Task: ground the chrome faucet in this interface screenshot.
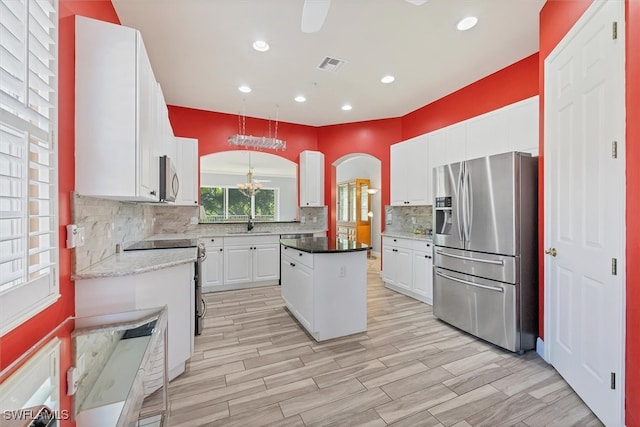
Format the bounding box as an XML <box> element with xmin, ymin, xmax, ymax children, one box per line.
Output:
<box><xmin>247</xmin><ymin>215</ymin><xmax>254</xmax><ymax>231</ymax></box>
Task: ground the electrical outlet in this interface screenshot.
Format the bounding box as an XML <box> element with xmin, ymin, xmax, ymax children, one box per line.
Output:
<box><xmin>339</xmin><ymin>265</ymin><xmax>346</xmax><ymax>277</ymax></box>
<box><xmin>411</xmin><ymin>217</ymin><xmax>416</xmax><ymax>224</ymax></box>
<box><xmin>66</xmin><ymin>224</ymin><xmax>85</xmax><ymax>248</ymax></box>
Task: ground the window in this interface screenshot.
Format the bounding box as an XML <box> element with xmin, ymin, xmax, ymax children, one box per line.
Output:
<box><xmin>0</xmin><ymin>0</ymin><xmax>58</xmax><ymax>335</ymax></box>
<box><xmin>200</xmin><ymin>187</ymin><xmax>277</xmax><ymax>222</ymax></box>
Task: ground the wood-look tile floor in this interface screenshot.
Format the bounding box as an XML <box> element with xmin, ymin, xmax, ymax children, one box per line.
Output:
<box><xmin>164</xmin><ymin>259</ymin><xmax>603</xmax><ymax>427</ymax></box>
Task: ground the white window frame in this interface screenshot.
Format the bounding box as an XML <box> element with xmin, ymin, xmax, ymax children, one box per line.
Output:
<box><xmin>0</xmin><ymin>337</ymin><xmax>61</xmax><ymax>415</ymax></box>
<box><xmin>0</xmin><ymin>0</ymin><xmax>59</xmax><ymax>336</ymax></box>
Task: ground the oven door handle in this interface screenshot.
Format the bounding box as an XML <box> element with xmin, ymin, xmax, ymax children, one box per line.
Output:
<box><xmin>200</xmin><ymin>298</ymin><xmax>207</xmax><ymax>318</ymax></box>
<box><xmin>436</xmin><ymin>249</ymin><xmax>504</xmax><ymax>265</ymax></box>
<box><xmin>436</xmin><ymin>271</ymin><xmax>504</xmax><ymax>293</ymax></box>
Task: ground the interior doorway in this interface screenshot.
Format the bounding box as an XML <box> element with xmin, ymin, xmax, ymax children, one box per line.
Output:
<box><xmin>334</xmin><ymin>154</ymin><xmax>382</xmax><ymax>256</ymax></box>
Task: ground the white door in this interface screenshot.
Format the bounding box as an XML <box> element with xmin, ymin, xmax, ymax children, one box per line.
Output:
<box><xmin>395</xmin><ymin>247</ymin><xmax>413</xmax><ymax>291</ymax></box>
<box><xmin>202</xmin><ymin>244</ymin><xmax>223</xmax><ymax>292</ymax></box>
<box><xmin>544</xmin><ymin>1</ymin><xmax>625</xmax><ymax>425</ymax></box>
<box><xmin>412</xmin><ymin>251</ymin><xmax>433</xmax><ymax>304</ymax></box>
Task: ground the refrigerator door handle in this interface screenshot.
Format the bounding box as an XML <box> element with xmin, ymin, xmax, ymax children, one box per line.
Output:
<box><xmin>436</xmin><ymin>271</ymin><xmax>504</xmax><ymax>293</ymax></box>
<box><xmin>436</xmin><ymin>249</ymin><xmax>505</xmax><ymax>265</ymax></box>
<box><xmin>464</xmin><ymin>164</ymin><xmax>473</xmax><ymax>241</ymax></box>
<box><xmin>456</xmin><ymin>163</ymin><xmax>465</xmax><ymax>242</ymax></box>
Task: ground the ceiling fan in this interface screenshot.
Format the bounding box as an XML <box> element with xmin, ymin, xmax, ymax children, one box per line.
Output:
<box><xmin>301</xmin><ymin>0</ymin><xmax>428</xmax><ymax>33</ymax></box>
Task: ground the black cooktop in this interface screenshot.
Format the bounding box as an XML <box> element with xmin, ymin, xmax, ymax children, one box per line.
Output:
<box><xmin>124</xmin><ymin>239</ymin><xmax>198</xmax><ymax>251</ymax></box>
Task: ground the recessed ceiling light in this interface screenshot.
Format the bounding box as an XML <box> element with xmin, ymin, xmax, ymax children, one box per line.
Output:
<box><xmin>252</xmin><ymin>40</ymin><xmax>269</xmax><ymax>52</ymax></box>
<box><xmin>457</xmin><ymin>16</ymin><xmax>478</xmax><ymax>31</ymax></box>
<box><xmin>295</xmin><ymin>95</ymin><xmax>306</xmax><ymax>103</ymax></box>
<box><xmin>238</xmin><ymin>85</ymin><xmax>252</xmax><ymax>93</ymax></box>
<box><xmin>341</xmin><ymin>104</ymin><xmax>352</xmax><ymax>111</ymax></box>
<box><xmin>381</xmin><ymin>75</ymin><xmax>395</xmax><ymax>84</ymax></box>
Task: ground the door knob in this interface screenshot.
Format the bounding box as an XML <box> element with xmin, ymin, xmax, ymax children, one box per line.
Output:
<box><xmin>545</xmin><ymin>247</ymin><xmax>557</xmax><ymax>257</ymax></box>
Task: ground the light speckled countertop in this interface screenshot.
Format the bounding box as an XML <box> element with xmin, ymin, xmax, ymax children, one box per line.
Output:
<box><xmin>381</xmin><ymin>231</ymin><xmax>433</xmax><ymax>242</ymax></box>
<box><xmin>72</xmin><ymin>247</ymin><xmax>197</xmax><ymax>280</ymax></box>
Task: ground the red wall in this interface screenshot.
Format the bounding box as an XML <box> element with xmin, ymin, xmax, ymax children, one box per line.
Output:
<box><xmin>540</xmin><ymin>1</ymin><xmax>639</xmax><ymax>425</ymax></box>
<box><xmin>317</xmin><ymin>119</ymin><xmax>402</xmax><ymax>242</ymax></box>
<box><xmin>401</xmin><ymin>53</ymin><xmax>539</xmax><ymax>141</ymax></box>
<box><xmin>168</xmin><ymin>106</ymin><xmax>318</xmax><ymax>163</ymax></box>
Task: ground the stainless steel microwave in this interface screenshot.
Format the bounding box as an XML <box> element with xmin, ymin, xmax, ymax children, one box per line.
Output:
<box><xmin>159</xmin><ymin>155</ymin><xmax>179</xmax><ymax>202</ymax></box>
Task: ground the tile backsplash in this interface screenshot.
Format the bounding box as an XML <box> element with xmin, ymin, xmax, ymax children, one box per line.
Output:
<box><xmin>72</xmin><ymin>194</ymin><xmax>327</xmax><ymax>273</ymax></box>
<box><xmin>384</xmin><ymin>205</ymin><xmax>433</xmax><ymax>235</ymax></box>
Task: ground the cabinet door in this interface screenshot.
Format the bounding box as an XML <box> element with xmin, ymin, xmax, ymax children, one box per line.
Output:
<box><xmin>381</xmin><ymin>244</ymin><xmax>397</xmax><ymax>285</ymax></box>
<box><xmin>505</xmin><ymin>96</ymin><xmax>539</xmax><ymax>155</ymax></box>
<box><xmin>413</xmin><ymin>251</ymin><xmax>433</xmax><ymax>304</ymax></box>
<box><xmin>466</xmin><ymin>110</ymin><xmax>507</xmax><ymax>160</ymax></box>
<box><xmin>136</xmin><ymin>35</ymin><xmax>159</xmax><ymax>200</ymax></box>
<box><xmin>174</xmin><ymin>137</ymin><xmax>199</xmax><ymax>206</ymax></box>
<box><xmin>280</xmin><ymin>256</ymin><xmax>313</xmax><ymax>331</ymax></box>
<box><xmin>300</xmin><ymin>151</ymin><xmax>324</xmax><ymax>206</ymax></box>
<box><xmin>407</xmin><ymin>136</ymin><xmax>429</xmax><ymax>205</ymax></box>
<box><xmin>395</xmin><ymin>247</ymin><xmax>413</xmax><ymax>291</ymax></box>
<box><xmin>202</xmin><ymin>244</ymin><xmax>224</xmax><ymax>292</ymax></box>
<box><xmin>390</xmin><ymin>143</ymin><xmax>408</xmax><ymax>206</ymax></box>
<box><xmin>224</xmin><ymin>245</ymin><xmax>252</xmax><ymax>285</ymax></box>
<box><xmin>253</xmin><ymin>244</ymin><xmax>280</xmax><ymax>281</ymax></box>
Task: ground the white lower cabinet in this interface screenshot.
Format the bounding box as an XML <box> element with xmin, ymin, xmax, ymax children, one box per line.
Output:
<box><xmin>202</xmin><ymin>235</ymin><xmax>280</xmax><ymax>292</ymax></box>
<box><xmin>281</xmin><ymin>253</ymin><xmax>314</xmax><ymax>330</ymax></box>
<box><xmin>75</xmin><ymin>263</ymin><xmax>194</xmax><ymax>380</ymax></box>
<box><xmin>202</xmin><ymin>237</ymin><xmax>224</xmax><ymax>292</ymax></box>
<box><xmin>382</xmin><ymin>236</ymin><xmax>433</xmax><ymax>305</ymax></box>
<box><xmin>280</xmin><ymin>245</ymin><xmax>367</xmax><ymax>341</ymax></box>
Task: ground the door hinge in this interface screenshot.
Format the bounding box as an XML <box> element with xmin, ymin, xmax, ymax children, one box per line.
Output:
<box><xmin>611</xmin><ymin>372</ymin><xmax>616</xmax><ymax>389</ymax></box>
<box><xmin>612</xmin><ymin>141</ymin><xmax>618</xmax><ymax>159</ymax></box>
<box><xmin>612</xmin><ymin>21</ymin><xmax>618</xmax><ymax>40</ymax></box>
<box><xmin>612</xmin><ymin>258</ymin><xmax>617</xmax><ymax>275</ymax></box>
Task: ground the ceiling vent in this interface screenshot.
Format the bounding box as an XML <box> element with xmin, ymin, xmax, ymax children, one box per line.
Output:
<box><xmin>317</xmin><ymin>56</ymin><xmax>346</xmax><ymax>72</ymax></box>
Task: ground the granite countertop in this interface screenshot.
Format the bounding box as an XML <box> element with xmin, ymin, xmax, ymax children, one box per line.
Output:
<box><xmin>72</xmin><ymin>247</ymin><xmax>197</xmax><ymax>280</ymax></box>
<box><xmin>280</xmin><ymin>237</ymin><xmax>369</xmax><ymax>254</ymax></box>
<box><xmin>381</xmin><ymin>231</ymin><xmax>433</xmax><ymax>242</ymax></box>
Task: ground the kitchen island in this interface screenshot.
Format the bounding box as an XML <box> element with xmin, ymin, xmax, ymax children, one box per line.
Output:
<box><xmin>280</xmin><ymin>237</ymin><xmax>369</xmax><ymax>341</ymax></box>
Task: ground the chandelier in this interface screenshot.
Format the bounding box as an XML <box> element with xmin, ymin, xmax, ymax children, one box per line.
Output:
<box><xmin>237</xmin><ymin>170</ymin><xmax>262</xmax><ymax>198</ymax></box>
<box><xmin>228</xmin><ymin>106</ymin><xmax>286</xmax><ymax>151</ymax></box>
<box><xmin>228</xmin><ymin>134</ymin><xmax>286</xmax><ymax>151</ymax></box>
<box><xmin>237</xmin><ymin>152</ymin><xmax>262</xmax><ymax>198</ymax></box>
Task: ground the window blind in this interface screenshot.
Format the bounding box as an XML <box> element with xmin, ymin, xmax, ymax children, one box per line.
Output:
<box><xmin>0</xmin><ymin>0</ymin><xmax>58</xmax><ymax>335</ymax></box>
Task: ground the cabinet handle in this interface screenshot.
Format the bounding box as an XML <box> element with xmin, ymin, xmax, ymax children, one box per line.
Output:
<box><xmin>219</xmin><ymin>248</ymin><xmax>223</xmax><ymax>252</ymax></box>
<box><xmin>150</xmin><ymin>190</ymin><xmax>157</xmax><ymax>196</ymax></box>
<box><xmin>290</xmin><ymin>262</ymin><xmax>296</xmax><ymax>267</ymax></box>
<box><xmin>210</xmin><ymin>238</ymin><xmax>215</xmax><ymax>242</ymax></box>
<box><xmin>194</xmin><ymin>201</ymin><xmax>198</xmax><ymax>204</ymax></box>
<box><xmin>298</xmin><ymin>253</ymin><xmax>303</xmax><ymax>257</ymax></box>
<box><xmin>393</xmin><ymin>239</ymin><xmax>397</xmax><ymax>242</ymax></box>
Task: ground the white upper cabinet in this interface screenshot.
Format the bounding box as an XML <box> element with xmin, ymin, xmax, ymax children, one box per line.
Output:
<box><xmin>75</xmin><ymin>16</ymin><xmax>170</xmax><ymax>202</ymax></box>
<box><xmin>299</xmin><ymin>150</ymin><xmax>325</xmax><ymax>206</ymax></box>
<box><xmin>174</xmin><ymin>137</ymin><xmax>199</xmax><ymax>206</ymax></box>
<box><xmin>391</xmin><ymin>135</ymin><xmax>430</xmax><ymax>206</ymax></box>
<box><xmin>505</xmin><ymin>96</ymin><xmax>539</xmax><ymax>155</ymax></box>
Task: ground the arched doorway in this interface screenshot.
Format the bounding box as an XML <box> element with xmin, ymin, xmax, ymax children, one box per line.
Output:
<box><xmin>333</xmin><ymin>154</ymin><xmax>382</xmax><ymax>255</ymax></box>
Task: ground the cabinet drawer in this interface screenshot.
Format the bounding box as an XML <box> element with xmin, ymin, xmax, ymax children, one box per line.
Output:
<box><xmin>382</xmin><ymin>236</ymin><xmax>412</xmax><ymax>250</ymax></box>
<box><xmin>225</xmin><ymin>235</ymin><xmax>279</xmax><ymax>246</ymax></box>
<box><xmin>201</xmin><ymin>237</ymin><xmax>223</xmax><ymax>247</ymax></box>
<box><xmin>411</xmin><ymin>239</ymin><xmax>433</xmax><ymax>253</ymax></box>
<box><xmin>281</xmin><ymin>245</ymin><xmax>314</xmax><ymax>269</ymax></box>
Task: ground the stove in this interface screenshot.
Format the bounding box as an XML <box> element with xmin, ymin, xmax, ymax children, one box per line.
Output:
<box><xmin>124</xmin><ymin>238</ymin><xmax>206</xmax><ymax>335</ymax></box>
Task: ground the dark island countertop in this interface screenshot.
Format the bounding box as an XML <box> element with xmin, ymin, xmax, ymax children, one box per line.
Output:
<box><xmin>280</xmin><ymin>237</ymin><xmax>369</xmax><ymax>253</ymax></box>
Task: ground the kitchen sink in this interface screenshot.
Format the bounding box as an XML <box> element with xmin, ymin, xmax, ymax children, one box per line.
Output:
<box><xmin>227</xmin><ymin>231</ymin><xmax>273</xmax><ymax>235</ymax></box>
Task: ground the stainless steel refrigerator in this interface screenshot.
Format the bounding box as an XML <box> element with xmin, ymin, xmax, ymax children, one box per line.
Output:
<box><xmin>432</xmin><ymin>151</ymin><xmax>538</xmax><ymax>353</ymax></box>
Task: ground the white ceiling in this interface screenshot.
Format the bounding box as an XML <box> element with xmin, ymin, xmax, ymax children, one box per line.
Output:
<box><xmin>111</xmin><ymin>0</ymin><xmax>545</xmax><ymax>127</ymax></box>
